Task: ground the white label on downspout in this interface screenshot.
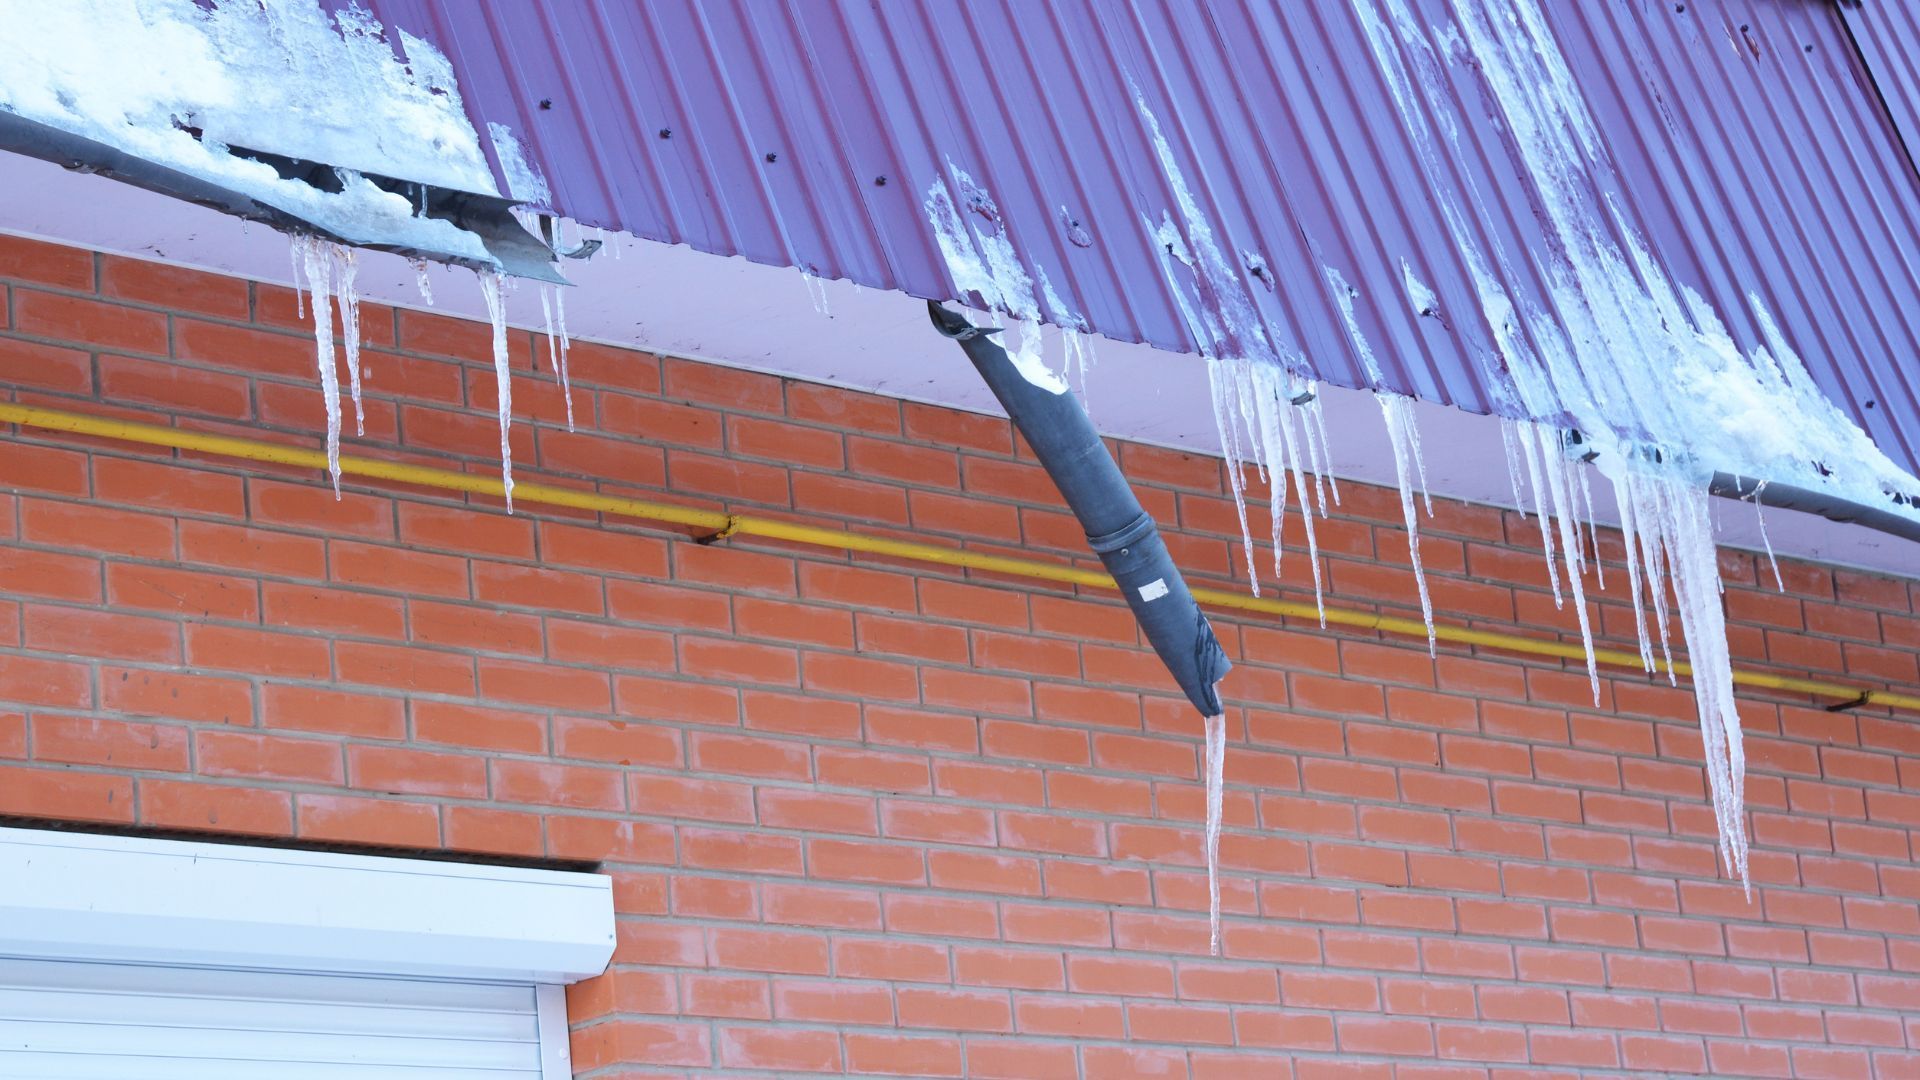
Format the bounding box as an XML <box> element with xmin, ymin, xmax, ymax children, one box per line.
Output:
<box><xmin>1138</xmin><ymin>578</ymin><xmax>1169</xmax><ymax>602</ymax></box>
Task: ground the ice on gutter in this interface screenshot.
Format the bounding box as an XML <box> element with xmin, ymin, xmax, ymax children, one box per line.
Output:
<box><xmin>0</xmin><ymin>0</ymin><xmax>510</xmax><ymax>268</ymax></box>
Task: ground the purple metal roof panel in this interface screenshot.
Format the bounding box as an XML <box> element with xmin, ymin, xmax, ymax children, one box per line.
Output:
<box><xmin>345</xmin><ymin>0</ymin><xmax>1920</xmax><ymax>478</ymax></box>
<box><xmin>1843</xmin><ymin>0</ymin><xmax>1920</xmax><ymax>182</ymax></box>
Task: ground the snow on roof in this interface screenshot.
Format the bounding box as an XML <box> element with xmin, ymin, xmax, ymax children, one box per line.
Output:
<box><xmin>0</xmin><ymin>0</ymin><xmax>503</xmax><ymax>265</ymax></box>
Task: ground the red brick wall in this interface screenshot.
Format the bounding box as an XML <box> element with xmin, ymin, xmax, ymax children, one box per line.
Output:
<box><xmin>2</xmin><ymin>235</ymin><xmax>1920</xmax><ymax>1078</ymax></box>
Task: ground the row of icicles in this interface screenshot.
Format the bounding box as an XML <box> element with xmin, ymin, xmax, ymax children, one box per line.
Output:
<box><xmin>288</xmin><ymin>234</ymin><xmax>576</xmax><ymax>513</ymax></box>
<box><xmin>1197</xmin><ymin>356</ymin><xmax>1779</xmax><ymax>953</ymax></box>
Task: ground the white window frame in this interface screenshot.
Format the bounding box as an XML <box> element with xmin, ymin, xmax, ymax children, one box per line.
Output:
<box><xmin>0</xmin><ymin>826</ymin><xmax>615</xmax><ymax>1079</ymax></box>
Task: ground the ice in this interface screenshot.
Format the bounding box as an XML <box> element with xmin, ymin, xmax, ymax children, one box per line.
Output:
<box><xmin>1382</xmin><ymin>394</ymin><xmax>1436</xmax><ymax>652</ymax></box>
<box><xmin>537</xmin><ymin>284</ymin><xmax>577</xmax><ymax>432</ymax></box>
<box><xmin>488</xmin><ymin>121</ymin><xmax>550</xmax><ymax>208</ymax></box>
<box><xmin>0</xmin><ymin>0</ymin><xmax>496</xmax><ymax>194</ymax></box>
<box><xmin>477</xmin><ymin>270</ymin><xmax>514</xmax><ymax>512</ymax></box>
<box><xmin>1327</xmin><ymin>263</ymin><xmax>1437</xmax><ymax>642</ymax></box>
<box><xmin>1207</xmin><ymin>357</ymin><xmax>1329</xmax><ymax>621</ymax></box>
<box><xmin>0</xmin><ymin>0</ymin><xmax>507</xmax><ymax>266</ymax></box>
<box><xmin>1202</xmin><ymin>712</ymin><xmax>1227</xmax><ymax>956</ymax></box>
<box><xmin>1343</xmin><ymin>0</ymin><xmax>1918</xmax><ymax>885</ymax></box>
<box><xmin>554</xmin><ymin>286</ymin><xmax>576</xmax><ymax>432</ymax></box>
<box><xmin>1749</xmin><ymin>481</ymin><xmax>1784</xmax><ymax>592</ymax></box>
<box><xmin>1402</xmin><ymin>258</ymin><xmax>1441</xmax><ymax>318</ymax></box>
<box><xmin>411</xmin><ymin>259</ymin><xmax>435</xmax><ymax>307</ymax></box>
<box><xmin>291</xmin><ymin>235</ymin><xmax>342</xmax><ymax>495</ymax></box>
<box><xmin>1614</xmin><ymin>473</ymin><xmax>1749</xmax><ymax>887</ymax></box>
<box><xmin>801</xmin><ymin>271</ymin><xmax>833</xmax><ymax>317</ymax></box>
<box><xmin>332</xmin><ymin>245</ymin><xmax>364</xmax><ymax>438</ymax></box>
<box><xmin>924</xmin><ymin>167</ymin><xmax>1068</xmax><ymax>394</ymax></box>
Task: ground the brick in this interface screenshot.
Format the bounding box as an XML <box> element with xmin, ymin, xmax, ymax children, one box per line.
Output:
<box><xmin>477</xmin><ymin>658</ymin><xmax>611</xmax><ymax>712</ymax></box>
<box><xmin>335</xmin><ymin>641</ymin><xmax>473</xmax><ymax>696</ymax></box>
<box><xmin>0</xmin><ymin>234</ymin><xmax>93</xmax><ymax>289</ymax></box>
<box><xmin>0</xmin><ymin>442</ymin><xmax>87</xmax><ymax>503</ymax></box>
<box><xmin>98</xmin><ymin>354</ymin><xmax>251</xmax><ymax>418</ymax></box>
<box><xmin>198</xmin><ymin>730</ymin><xmax>343</xmax><ymax>785</ymax></box>
<box><xmin>33</xmin><ymin>715</ymin><xmax>188</xmax><ymax>771</ymax></box>
<box><xmin>100</xmin><ymin>666</ymin><xmax>251</xmax><ymax>724</ymax></box>
<box><xmin>20</xmin><ymin>499</ymin><xmax>173</xmax><ymax>559</ymax></box>
<box><xmin>139</xmin><ymin>779</ymin><xmax>292</xmax><ymax>835</ymax></box>
<box><xmin>14</xmin><ymin>290</ymin><xmax>167</xmax><ymax>354</ymax></box>
<box><xmin>186</xmin><ymin>624</ymin><xmax>330</xmax><ymax>679</ymax></box>
<box><xmin>0</xmin><ymin>764</ymin><xmax>132</xmax><ymax>823</ymax></box>
<box><xmin>100</xmin><ymin>256</ymin><xmax>248</xmax><ymax>318</ymax></box>
<box><xmin>180</xmin><ymin>521</ymin><xmax>325</xmax><ymax>578</ymax></box>
<box><xmin>0</xmin><ymin>549</ymin><xmax>101</xmax><ymax>602</ymax></box>
<box><xmin>106</xmin><ymin>562</ymin><xmax>258</xmax><ymax>620</ymax></box>
<box><xmin>295</xmin><ymin>793</ymin><xmax>439</xmax><ymax>848</ymax></box>
<box><xmin>491</xmin><ymin>759</ymin><xmax>625</xmax><ymax>811</ymax></box>
<box><xmin>346</xmin><ymin>744</ymin><xmax>486</xmax><ymax>798</ymax></box>
<box><xmin>25</xmin><ymin>605</ymin><xmax>179</xmax><ymax>662</ymax></box>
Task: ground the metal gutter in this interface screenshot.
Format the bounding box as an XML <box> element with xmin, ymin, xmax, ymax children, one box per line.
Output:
<box><xmin>0</xmin><ymin>401</ymin><xmax>1913</xmax><ymax>715</ymax></box>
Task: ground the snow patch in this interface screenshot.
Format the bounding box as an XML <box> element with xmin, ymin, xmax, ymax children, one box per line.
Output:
<box><xmin>0</xmin><ymin>0</ymin><xmax>506</xmax><ymax>264</ymax></box>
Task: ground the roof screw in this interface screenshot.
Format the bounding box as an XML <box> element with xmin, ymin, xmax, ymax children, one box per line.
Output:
<box><xmin>874</xmin><ymin>176</ymin><xmax>888</xmax><ymax>186</ymax></box>
<box><xmin>658</xmin><ymin>128</ymin><xmax>672</xmax><ymax>139</ymax></box>
<box><xmin>764</xmin><ymin>152</ymin><xmax>778</xmax><ymax>163</ymax></box>
<box><xmin>1674</xmin><ymin>3</ymin><xmax>1684</xmax><ymax>11</ymax></box>
<box><xmin>538</xmin><ymin>98</ymin><xmax>553</xmax><ymax>111</ymax></box>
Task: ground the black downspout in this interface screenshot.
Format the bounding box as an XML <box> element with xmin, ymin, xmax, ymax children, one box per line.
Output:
<box><xmin>929</xmin><ymin>302</ymin><xmax>1231</xmax><ymax>717</ymax></box>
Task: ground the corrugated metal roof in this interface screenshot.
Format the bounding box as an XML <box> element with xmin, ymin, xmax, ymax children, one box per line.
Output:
<box><xmin>1844</xmin><ymin>0</ymin><xmax>1920</xmax><ymax>183</ymax></box>
<box><xmin>340</xmin><ymin>0</ymin><xmax>1920</xmax><ymax>478</ymax></box>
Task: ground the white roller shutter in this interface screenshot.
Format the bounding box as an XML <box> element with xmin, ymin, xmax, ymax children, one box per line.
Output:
<box><xmin>0</xmin><ymin>956</ymin><xmax>548</xmax><ymax>1079</ymax></box>
<box><xmin>0</xmin><ymin>828</ymin><xmax>615</xmax><ymax>1080</ymax></box>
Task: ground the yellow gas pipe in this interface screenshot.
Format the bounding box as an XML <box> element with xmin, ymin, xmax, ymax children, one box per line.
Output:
<box><xmin>2</xmin><ymin>401</ymin><xmax>1915</xmax><ymax>713</ymax></box>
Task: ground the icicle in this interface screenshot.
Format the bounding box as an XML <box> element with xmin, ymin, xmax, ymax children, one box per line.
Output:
<box><xmin>1209</xmin><ymin>359</ymin><xmax>1261</xmax><ymax>595</ymax></box>
<box><xmin>411</xmin><ymin>258</ymin><xmax>435</xmax><ymax>307</ymax></box>
<box><xmin>1303</xmin><ymin>388</ymin><xmax>1339</xmax><ymax>511</ymax></box>
<box><xmin>1751</xmin><ymin>481</ymin><xmax>1783</xmax><ymax>592</ymax></box>
<box><xmin>1274</xmin><ymin>391</ymin><xmax>1326</xmax><ymax>624</ymax></box>
<box><xmin>1248</xmin><ymin>367</ymin><xmax>1289</xmax><ymax>585</ymax></box>
<box><xmin>1500</xmin><ymin>418</ymin><xmax>1530</xmax><ymax>519</ymax></box>
<box><xmin>293</xmin><ymin>236</ymin><xmax>341</xmax><ymax>495</ymax></box>
<box><xmin>802</xmin><ymin>270</ymin><xmax>832</xmax><ymax>316</ymax></box>
<box><xmin>1617</xmin><ymin>474</ymin><xmax>1749</xmax><ymax>889</ymax></box>
<box><xmin>477</xmin><ymin>271</ymin><xmax>514</xmax><ymax>512</ymax></box>
<box><xmin>1534</xmin><ymin>425</ymin><xmax>1600</xmax><ymax>701</ymax></box>
<box><xmin>538</xmin><ymin>285</ymin><xmax>554</xmax><ymax>373</ymax></box>
<box><xmin>1516</xmin><ymin>422</ymin><xmax>1563</xmax><ymax>606</ymax></box>
<box><xmin>1380</xmin><ymin>394</ymin><xmax>1436</xmax><ymax>653</ymax></box>
<box><xmin>290</xmin><ymin>242</ymin><xmax>306</xmax><ymax>320</ymax></box>
<box><xmin>1575</xmin><ymin>462</ymin><xmax>1603</xmax><ymax>589</ymax></box>
<box><xmin>1202</xmin><ymin>712</ymin><xmax>1226</xmax><ymax>956</ymax></box>
<box><xmin>332</xmin><ymin>245</ymin><xmax>365</xmax><ymax>437</ymax></box>
<box><xmin>1613</xmin><ymin>472</ymin><xmax>1657</xmax><ymax>674</ymax></box>
<box><xmin>554</xmin><ymin>286</ymin><xmax>576</xmax><ymax>432</ymax></box>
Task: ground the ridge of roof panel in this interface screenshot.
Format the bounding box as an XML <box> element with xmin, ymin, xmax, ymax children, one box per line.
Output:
<box><xmin>336</xmin><ymin>0</ymin><xmax>1920</xmax><ymax>478</ymax></box>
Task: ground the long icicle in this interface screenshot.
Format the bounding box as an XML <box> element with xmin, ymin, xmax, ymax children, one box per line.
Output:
<box><xmin>294</xmin><ymin>236</ymin><xmax>341</xmax><ymax>495</ymax></box>
<box><xmin>1380</xmin><ymin>395</ymin><xmax>1436</xmax><ymax>653</ymax></box>
<box><xmin>1209</xmin><ymin>359</ymin><xmax>1261</xmax><ymax>594</ymax></box>
<box><xmin>554</xmin><ymin>284</ymin><xmax>576</xmax><ymax>432</ymax></box>
<box><xmin>478</xmin><ymin>271</ymin><xmax>514</xmax><ymax>512</ymax></box>
<box><xmin>333</xmin><ymin>246</ymin><xmax>365</xmax><ymax>437</ymax></box>
<box><xmin>1202</xmin><ymin>711</ymin><xmax>1227</xmax><ymax>956</ymax></box>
